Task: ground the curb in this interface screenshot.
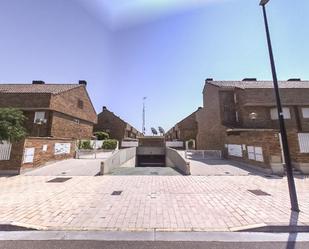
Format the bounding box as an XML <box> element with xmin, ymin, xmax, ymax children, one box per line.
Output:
<box><xmin>0</xmin><ymin>231</ymin><xmax>309</xmax><ymax>242</ymax></box>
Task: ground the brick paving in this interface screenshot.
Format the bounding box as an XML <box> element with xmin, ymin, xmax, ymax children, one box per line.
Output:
<box><xmin>189</xmin><ymin>159</ymin><xmax>261</xmax><ymax>176</ymax></box>
<box><xmin>0</xmin><ymin>174</ymin><xmax>309</xmax><ymax>231</ymax></box>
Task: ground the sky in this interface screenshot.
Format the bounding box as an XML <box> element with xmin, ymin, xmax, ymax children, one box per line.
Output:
<box><xmin>0</xmin><ymin>0</ymin><xmax>308</xmax><ymax>134</ymax></box>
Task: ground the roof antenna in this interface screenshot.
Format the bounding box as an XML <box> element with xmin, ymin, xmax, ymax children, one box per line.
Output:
<box><xmin>142</xmin><ymin>97</ymin><xmax>147</xmax><ymax>135</ymax></box>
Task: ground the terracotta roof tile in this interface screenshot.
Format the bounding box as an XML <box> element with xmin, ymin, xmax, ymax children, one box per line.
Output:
<box><xmin>0</xmin><ymin>84</ymin><xmax>82</xmax><ymax>94</ymax></box>
<box><xmin>207</xmin><ymin>80</ymin><xmax>309</xmax><ymax>89</ymax></box>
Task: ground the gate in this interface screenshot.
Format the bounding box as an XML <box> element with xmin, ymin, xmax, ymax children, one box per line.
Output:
<box><xmin>0</xmin><ymin>141</ymin><xmax>12</xmax><ymax>160</ymax></box>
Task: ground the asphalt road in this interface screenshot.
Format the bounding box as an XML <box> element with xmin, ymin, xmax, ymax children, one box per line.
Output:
<box><xmin>0</xmin><ymin>241</ymin><xmax>308</xmax><ymax>249</ymax></box>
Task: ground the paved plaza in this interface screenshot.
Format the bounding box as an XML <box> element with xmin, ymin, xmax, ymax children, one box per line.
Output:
<box><xmin>23</xmin><ymin>152</ymin><xmax>113</xmax><ymax>177</ymax></box>
<box><xmin>189</xmin><ymin>159</ymin><xmax>266</xmax><ymax>176</ymax></box>
<box><xmin>0</xmin><ymin>172</ymin><xmax>308</xmax><ymax>232</ymax></box>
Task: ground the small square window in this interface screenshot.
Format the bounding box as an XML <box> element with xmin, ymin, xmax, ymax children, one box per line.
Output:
<box><xmin>270</xmin><ymin>107</ymin><xmax>291</xmax><ymax>120</ymax></box>
<box><xmin>34</xmin><ymin>112</ymin><xmax>45</xmax><ymax>123</ymax></box>
<box><xmin>302</xmin><ymin>108</ymin><xmax>309</xmax><ymax>118</ymax></box>
<box><xmin>78</xmin><ymin>99</ymin><xmax>84</xmax><ymax>109</ymax></box>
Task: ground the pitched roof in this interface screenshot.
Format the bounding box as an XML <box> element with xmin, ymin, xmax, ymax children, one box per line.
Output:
<box><xmin>0</xmin><ymin>84</ymin><xmax>82</xmax><ymax>94</ymax></box>
<box><xmin>207</xmin><ymin>80</ymin><xmax>309</xmax><ymax>90</ymax></box>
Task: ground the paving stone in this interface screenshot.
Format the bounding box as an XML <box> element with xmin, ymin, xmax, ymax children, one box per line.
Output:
<box><xmin>0</xmin><ymin>173</ymin><xmax>308</xmax><ymax>231</ymax></box>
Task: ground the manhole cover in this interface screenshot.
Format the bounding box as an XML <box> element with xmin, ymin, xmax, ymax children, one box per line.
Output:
<box><xmin>47</xmin><ymin>177</ymin><xmax>72</xmax><ymax>183</ymax></box>
<box><xmin>111</xmin><ymin>191</ymin><xmax>123</xmax><ymax>196</ymax></box>
<box><xmin>248</xmin><ymin>189</ymin><xmax>271</xmax><ymax>196</ymax></box>
<box><xmin>150</xmin><ymin>172</ymin><xmax>159</xmax><ymax>175</ymax></box>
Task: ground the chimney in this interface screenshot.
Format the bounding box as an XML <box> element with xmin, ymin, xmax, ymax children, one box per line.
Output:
<box><xmin>102</xmin><ymin>106</ymin><xmax>107</xmax><ymax>111</ymax></box>
<box><xmin>32</xmin><ymin>80</ymin><xmax>45</xmax><ymax>85</ymax></box>
<box><xmin>206</xmin><ymin>78</ymin><xmax>213</xmax><ymax>82</ymax></box>
<box><xmin>79</xmin><ymin>80</ymin><xmax>87</xmax><ymax>86</ymax></box>
<box><xmin>242</xmin><ymin>78</ymin><xmax>257</xmax><ymax>81</ymax></box>
<box><xmin>287</xmin><ymin>78</ymin><xmax>301</xmax><ymax>81</ymax></box>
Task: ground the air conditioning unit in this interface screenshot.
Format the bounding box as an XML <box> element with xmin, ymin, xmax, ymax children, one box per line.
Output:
<box><xmin>35</xmin><ymin>118</ymin><xmax>47</xmax><ymax>125</ymax></box>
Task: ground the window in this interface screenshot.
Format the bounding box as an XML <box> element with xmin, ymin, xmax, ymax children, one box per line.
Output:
<box><xmin>34</xmin><ymin>112</ymin><xmax>45</xmax><ymax>123</ymax></box>
<box><xmin>78</xmin><ymin>99</ymin><xmax>84</xmax><ymax>109</ymax></box>
<box><xmin>270</xmin><ymin>107</ymin><xmax>291</xmax><ymax>120</ymax></box>
<box><xmin>247</xmin><ymin>146</ymin><xmax>264</xmax><ymax>162</ymax></box>
<box><xmin>302</xmin><ymin>108</ymin><xmax>309</xmax><ymax>118</ymax></box>
<box><xmin>298</xmin><ymin>133</ymin><xmax>309</xmax><ymax>153</ymax></box>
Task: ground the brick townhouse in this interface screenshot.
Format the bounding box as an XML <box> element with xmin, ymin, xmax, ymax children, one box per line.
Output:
<box><xmin>197</xmin><ymin>78</ymin><xmax>309</xmax><ymax>174</ymax></box>
<box><xmin>0</xmin><ymin>81</ymin><xmax>97</xmax><ymax>174</ymax></box>
<box><xmin>165</xmin><ymin>107</ymin><xmax>202</xmax><ymax>143</ymax></box>
<box><xmin>94</xmin><ymin>106</ymin><xmax>142</xmax><ymax>142</ymax></box>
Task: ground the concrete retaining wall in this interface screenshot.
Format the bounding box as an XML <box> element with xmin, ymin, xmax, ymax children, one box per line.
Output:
<box><xmin>166</xmin><ymin>148</ymin><xmax>190</xmax><ymax>175</ymax></box>
<box><xmin>100</xmin><ymin>147</ymin><xmax>136</xmax><ymax>175</ymax></box>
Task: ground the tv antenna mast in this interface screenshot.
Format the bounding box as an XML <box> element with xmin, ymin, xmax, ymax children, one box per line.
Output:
<box><xmin>142</xmin><ymin>97</ymin><xmax>147</xmax><ymax>135</ymax></box>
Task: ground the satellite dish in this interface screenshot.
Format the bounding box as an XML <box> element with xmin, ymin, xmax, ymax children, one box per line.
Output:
<box><xmin>158</xmin><ymin>126</ymin><xmax>165</xmax><ymax>135</ymax></box>
<box><xmin>35</xmin><ymin>118</ymin><xmax>47</xmax><ymax>125</ymax></box>
<box><xmin>151</xmin><ymin>127</ymin><xmax>158</xmax><ymax>135</ymax></box>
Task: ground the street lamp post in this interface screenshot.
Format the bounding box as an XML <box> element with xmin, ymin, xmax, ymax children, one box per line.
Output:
<box><xmin>259</xmin><ymin>0</ymin><xmax>299</xmax><ymax>212</ymax></box>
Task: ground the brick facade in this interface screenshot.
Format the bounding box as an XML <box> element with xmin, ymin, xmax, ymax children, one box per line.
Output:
<box><xmin>94</xmin><ymin>107</ymin><xmax>142</xmax><ymax>142</ymax></box>
<box><xmin>166</xmin><ymin>108</ymin><xmax>201</xmax><ymax>143</ymax></box>
<box><xmin>0</xmin><ymin>82</ymin><xmax>97</xmax><ymax>173</ymax></box>
<box><xmin>196</xmin><ymin>79</ymin><xmax>309</xmax><ymax>174</ymax></box>
<box><xmin>196</xmin><ymin>84</ymin><xmax>226</xmax><ymax>150</ymax></box>
<box><xmin>0</xmin><ymin>82</ymin><xmax>97</xmax><ymax>140</ymax></box>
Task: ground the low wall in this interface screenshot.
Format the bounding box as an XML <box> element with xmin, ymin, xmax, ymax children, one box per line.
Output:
<box><xmin>101</xmin><ymin>147</ymin><xmax>136</xmax><ymax>175</ymax></box>
<box><xmin>166</xmin><ymin>147</ymin><xmax>190</xmax><ymax>175</ymax></box>
<box><xmin>22</xmin><ymin>137</ymin><xmax>76</xmax><ymax>170</ymax></box>
<box><xmin>0</xmin><ymin>137</ymin><xmax>76</xmax><ymax>175</ymax></box>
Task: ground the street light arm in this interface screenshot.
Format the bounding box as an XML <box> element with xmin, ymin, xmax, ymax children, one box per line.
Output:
<box><xmin>260</xmin><ymin>0</ymin><xmax>270</xmax><ymax>6</ymax></box>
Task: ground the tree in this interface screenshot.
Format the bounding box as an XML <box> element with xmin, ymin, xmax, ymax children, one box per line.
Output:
<box><xmin>0</xmin><ymin>108</ymin><xmax>27</xmax><ymax>143</ymax></box>
<box><xmin>94</xmin><ymin>131</ymin><xmax>109</xmax><ymax>140</ymax></box>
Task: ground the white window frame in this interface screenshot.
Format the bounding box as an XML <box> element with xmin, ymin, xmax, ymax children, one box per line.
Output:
<box><xmin>247</xmin><ymin>146</ymin><xmax>264</xmax><ymax>162</ymax></box>
<box><xmin>270</xmin><ymin>107</ymin><xmax>291</xmax><ymax>120</ymax></box>
<box><xmin>298</xmin><ymin>133</ymin><xmax>309</xmax><ymax>153</ymax></box>
<box><xmin>301</xmin><ymin>107</ymin><xmax>309</xmax><ymax>118</ymax></box>
<box><xmin>34</xmin><ymin>111</ymin><xmax>45</xmax><ymax>123</ymax></box>
<box><xmin>0</xmin><ymin>141</ymin><xmax>12</xmax><ymax>161</ymax></box>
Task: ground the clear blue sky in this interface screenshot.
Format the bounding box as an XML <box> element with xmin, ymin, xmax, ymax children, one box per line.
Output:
<box><xmin>0</xmin><ymin>0</ymin><xmax>308</xmax><ymax>134</ymax></box>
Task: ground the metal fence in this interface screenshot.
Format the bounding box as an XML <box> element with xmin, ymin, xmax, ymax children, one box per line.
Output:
<box><xmin>185</xmin><ymin>150</ymin><xmax>222</xmax><ymax>160</ymax></box>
